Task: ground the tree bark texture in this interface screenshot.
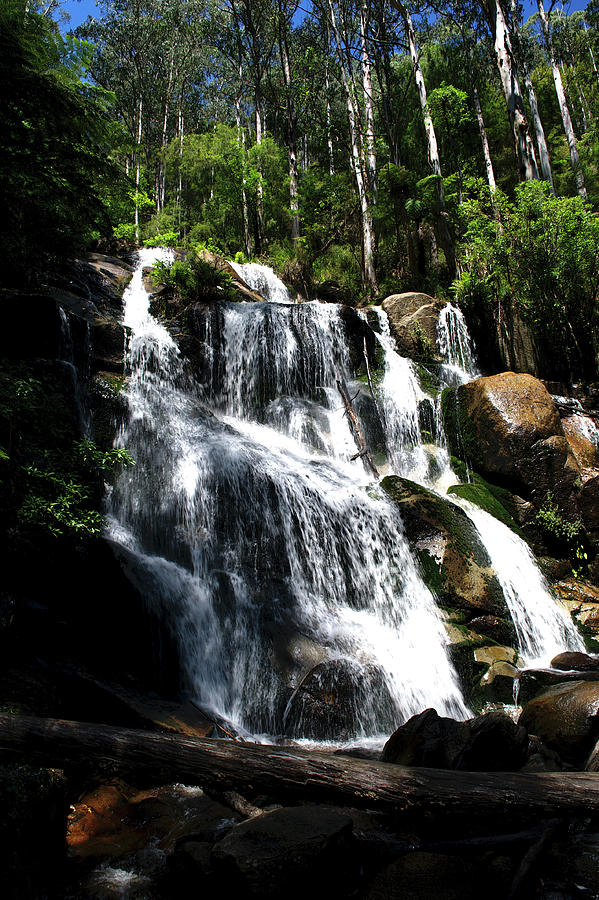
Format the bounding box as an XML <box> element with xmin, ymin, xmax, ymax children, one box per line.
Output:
<box><xmin>3</xmin><ymin>715</ymin><xmax>599</xmax><ymax>820</ymax></box>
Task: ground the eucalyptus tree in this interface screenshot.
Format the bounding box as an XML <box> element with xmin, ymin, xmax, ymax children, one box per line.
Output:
<box><xmin>390</xmin><ymin>0</ymin><xmax>456</xmax><ymax>276</ymax></box>
<box><xmin>480</xmin><ymin>0</ymin><xmax>539</xmax><ymax>182</ymax></box>
<box><xmin>536</xmin><ymin>0</ymin><xmax>587</xmax><ymax>198</ymax></box>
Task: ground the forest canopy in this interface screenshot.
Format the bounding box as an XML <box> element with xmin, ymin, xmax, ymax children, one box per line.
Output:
<box><xmin>3</xmin><ymin>0</ymin><xmax>599</xmax><ymax>375</ymax></box>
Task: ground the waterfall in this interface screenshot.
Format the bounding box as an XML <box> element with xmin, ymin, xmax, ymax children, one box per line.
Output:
<box><xmin>229</xmin><ymin>261</ymin><xmax>292</xmax><ymax>304</ymax></box>
<box><xmin>437</xmin><ymin>302</ymin><xmax>479</xmax><ymax>385</ymax></box>
<box><xmin>372</xmin><ymin>303</ymin><xmax>583</xmax><ymax>668</ymax></box>
<box><xmin>459</xmin><ymin>502</ymin><xmax>584</xmax><ymax>666</ymax></box>
<box><xmin>109</xmin><ymin>250</ymin><xmax>469</xmax><ymax>743</ymax></box>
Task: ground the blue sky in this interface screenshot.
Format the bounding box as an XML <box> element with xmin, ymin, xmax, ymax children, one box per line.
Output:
<box><xmin>58</xmin><ymin>0</ymin><xmax>591</xmax><ymax>34</ymax></box>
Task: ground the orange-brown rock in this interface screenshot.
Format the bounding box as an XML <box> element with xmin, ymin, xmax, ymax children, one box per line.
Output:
<box><xmin>381</xmin><ymin>292</ymin><xmax>445</xmax><ymax>360</ymax></box>
<box><xmin>519</xmin><ymin>681</ymin><xmax>599</xmax><ymax>764</ymax></box>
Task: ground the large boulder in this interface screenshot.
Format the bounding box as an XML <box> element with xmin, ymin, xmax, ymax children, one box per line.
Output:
<box><xmin>211</xmin><ymin>806</ymin><xmax>355</xmax><ymax>898</ymax></box>
<box><xmin>381</xmin><ymin>708</ymin><xmax>529</xmax><ymax>771</ymax></box>
<box><xmin>381</xmin><ymin>292</ymin><xmax>445</xmax><ymax>361</ymax></box>
<box><xmin>442</xmin><ymin>373</ymin><xmax>584</xmax><ymax>549</ymax></box>
<box><xmin>519</xmin><ymin>680</ymin><xmax>599</xmax><ymax>764</ymax></box>
<box><xmin>381</xmin><ymin>476</ymin><xmax>506</xmax><ymax>617</ymax></box>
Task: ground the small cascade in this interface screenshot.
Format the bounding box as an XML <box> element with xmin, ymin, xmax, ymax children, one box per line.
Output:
<box><xmin>370</xmin><ymin>303</ymin><xmax>585</xmax><ymax>668</ymax></box>
<box><xmin>437</xmin><ymin>302</ymin><xmax>479</xmax><ymax>385</ymax></box>
<box><xmin>109</xmin><ymin>250</ymin><xmax>469</xmax><ymax>743</ymax></box>
<box><xmin>459</xmin><ymin>501</ymin><xmax>584</xmax><ymax>666</ymax></box>
<box><xmin>229</xmin><ymin>261</ymin><xmax>292</xmax><ymax>304</ymax></box>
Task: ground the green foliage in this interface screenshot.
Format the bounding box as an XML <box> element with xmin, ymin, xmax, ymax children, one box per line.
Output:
<box><xmin>454</xmin><ymin>181</ymin><xmax>599</xmax><ymax>380</ymax></box>
<box><xmin>143</xmin><ymin>231</ymin><xmax>179</xmax><ymax>248</ymax></box>
<box><xmin>0</xmin><ymin>360</ymin><xmax>133</xmax><ymax>540</ymax></box>
<box><xmin>151</xmin><ymin>250</ymin><xmax>235</xmax><ymax>304</ymax></box>
<box><xmin>536</xmin><ymin>492</ymin><xmax>587</xmax><ymax>575</ymax></box>
<box><xmin>0</xmin><ymin>1</ymin><xmax>127</xmax><ymax>285</ymax></box>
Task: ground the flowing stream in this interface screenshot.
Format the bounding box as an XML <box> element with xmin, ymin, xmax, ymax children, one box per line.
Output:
<box><xmin>109</xmin><ymin>254</ymin><xmax>582</xmax><ymax>744</ymax></box>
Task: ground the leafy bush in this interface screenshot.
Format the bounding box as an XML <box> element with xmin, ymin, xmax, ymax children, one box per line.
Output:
<box><xmin>0</xmin><ymin>361</ymin><xmax>133</xmax><ymax>540</ymax></box>
<box><xmin>453</xmin><ymin>181</ymin><xmax>599</xmax><ymax>379</ymax></box>
<box><xmin>150</xmin><ymin>250</ymin><xmax>235</xmax><ymax>304</ymax></box>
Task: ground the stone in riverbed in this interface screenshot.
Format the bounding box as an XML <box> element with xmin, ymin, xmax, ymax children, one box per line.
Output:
<box><xmin>381</xmin><ymin>476</ymin><xmax>507</xmax><ymax>617</ymax></box>
<box><xmin>381</xmin><ymin>708</ymin><xmax>529</xmax><ymax>772</ymax></box>
<box><xmin>381</xmin><ymin>292</ymin><xmax>445</xmax><ymax>361</ymax></box>
<box><xmin>519</xmin><ymin>680</ymin><xmax>599</xmax><ymax>764</ymax></box>
<box><xmin>551</xmin><ymin>651</ymin><xmax>599</xmax><ymax>671</ymax></box>
<box><xmin>211</xmin><ymin>806</ymin><xmax>355</xmax><ymax>898</ymax></box>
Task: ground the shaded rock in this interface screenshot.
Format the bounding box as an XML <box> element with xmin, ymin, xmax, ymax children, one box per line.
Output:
<box><xmin>284</xmin><ymin>659</ymin><xmax>396</xmax><ymax>741</ymax></box>
<box><xmin>551</xmin><ymin>651</ymin><xmax>599</xmax><ymax>671</ymax></box>
<box><xmin>381</xmin><ymin>292</ymin><xmax>445</xmax><ymax>361</ymax></box>
<box><xmin>337</xmin><ymin>304</ymin><xmax>379</xmax><ymax>376</ymax></box>
<box><xmin>90</xmin><ymin>319</ymin><xmax>128</xmax><ymax>374</ymax></box>
<box><xmin>519</xmin><ymin>680</ymin><xmax>599</xmax><ymax>764</ymax></box>
<box><xmin>442</xmin><ymin>373</ymin><xmax>581</xmax><ymax>520</ymax></box>
<box><xmin>468</xmin><ymin>615</ymin><xmax>517</xmax><ymax>646</ymax></box>
<box><xmin>211</xmin><ymin>806</ymin><xmax>355</xmax><ymax>899</ymax></box>
<box><xmin>554</xmin><ymin>578</ymin><xmax>599</xmax><ymax>637</ymax></box>
<box><xmin>520</xmin><ymin>734</ymin><xmax>563</xmax><ymax>772</ymax></box>
<box><xmin>518</xmin><ymin>667</ymin><xmax>599</xmax><ymax>705</ymax></box>
<box><xmin>363</xmin><ymin>851</ymin><xmax>509</xmax><ymax>900</ymax></box>
<box><xmin>382</xmin><ymin>476</ymin><xmax>507</xmax><ymax>616</ymax></box>
<box><xmin>171</xmin><ymin>839</ymin><xmax>217</xmax><ymax>893</ymax></box>
<box><xmin>381</xmin><ymin>708</ymin><xmax>528</xmax><ymax>772</ymax></box>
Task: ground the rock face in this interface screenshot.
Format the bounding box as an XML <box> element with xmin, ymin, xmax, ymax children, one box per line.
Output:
<box><xmin>441</xmin><ymin>372</ymin><xmax>589</xmax><ymax>551</ymax></box>
<box><xmin>381</xmin><ymin>708</ymin><xmax>529</xmax><ymax>772</ymax></box>
<box><xmin>519</xmin><ymin>680</ymin><xmax>599</xmax><ymax>764</ymax></box>
<box><xmin>211</xmin><ymin>806</ymin><xmax>355</xmax><ymax>898</ymax></box>
<box><xmin>381</xmin><ymin>476</ymin><xmax>506</xmax><ymax>616</ymax></box>
<box><xmin>381</xmin><ymin>292</ymin><xmax>445</xmax><ymax>360</ymax></box>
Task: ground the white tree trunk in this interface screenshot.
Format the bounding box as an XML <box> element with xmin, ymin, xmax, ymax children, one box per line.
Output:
<box><xmin>473</xmin><ymin>85</ymin><xmax>497</xmax><ymax>194</ymax></box>
<box><xmin>325</xmin><ymin>29</ymin><xmax>335</xmax><ymax>176</ymax></box>
<box><xmin>486</xmin><ymin>0</ymin><xmax>538</xmax><ymax>181</ymax></box>
<box><xmin>279</xmin><ymin>27</ymin><xmax>300</xmax><ymax>241</ymax></box>
<box><xmin>135</xmin><ymin>95</ymin><xmax>143</xmax><ymax>244</ymax></box>
<box><xmin>255</xmin><ymin>95</ymin><xmax>267</xmax><ymax>250</ymax></box>
<box><xmin>235</xmin><ymin>85</ymin><xmax>252</xmax><ymax>257</ymax></box>
<box><xmin>360</xmin><ymin>0</ymin><xmax>377</xmax><ymax>201</ymax></box>
<box><xmin>537</xmin><ymin>0</ymin><xmax>587</xmax><ymax>198</ymax></box>
<box><xmin>523</xmin><ymin>66</ymin><xmax>554</xmax><ymax>191</ymax></box>
<box><xmin>392</xmin><ymin>0</ymin><xmax>455</xmax><ymax>275</ymax></box>
<box><xmin>328</xmin><ymin>0</ymin><xmax>377</xmax><ymax>293</ymax></box>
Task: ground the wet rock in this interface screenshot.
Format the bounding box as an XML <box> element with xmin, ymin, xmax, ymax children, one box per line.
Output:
<box><xmin>381</xmin><ymin>292</ymin><xmax>445</xmax><ymax>361</ymax></box>
<box><xmin>442</xmin><ymin>373</ymin><xmax>581</xmax><ymax>520</ymax></box>
<box><xmin>382</xmin><ymin>476</ymin><xmax>507</xmax><ymax>616</ymax></box>
<box><xmin>551</xmin><ymin>651</ymin><xmax>599</xmax><ymax>671</ymax></box>
<box><xmin>211</xmin><ymin>806</ymin><xmax>355</xmax><ymax>898</ymax></box>
<box><xmin>468</xmin><ymin>615</ymin><xmax>517</xmax><ymax>646</ymax></box>
<box><xmin>520</xmin><ymin>734</ymin><xmax>563</xmax><ymax>772</ymax></box>
<box><xmin>519</xmin><ymin>680</ymin><xmax>599</xmax><ymax>764</ymax></box>
<box><xmin>554</xmin><ymin>578</ymin><xmax>599</xmax><ymax>635</ymax></box>
<box><xmin>284</xmin><ymin>659</ymin><xmax>396</xmax><ymax>741</ymax></box>
<box><xmin>562</xmin><ymin>415</ymin><xmax>599</xmax><ymax>468</ymax></box>
<box><xmin>171</xmin><ymin>839</ymin><xmax>217</xmax><ymax>892</ymax></box>
<box><xmin>518</xmin><ymin>667</ymin><xmax>599</xmax><ymax>705</ymax></box>
<box><xmin>91</xmin><ymin>319</ymin><xmax>128</xmax><ymax>374</ymax></box>
<box><xmin>67</xmin><ymin>783</ymin><xmax>239</xmax><ymax>860</ymax></box>
<box><xmin>381</xmin><ymin>708</ymin><xmax>528</xmax><ymax>772</ymax></box>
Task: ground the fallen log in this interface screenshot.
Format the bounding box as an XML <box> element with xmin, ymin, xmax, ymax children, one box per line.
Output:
<box><xmin>337</xmin><ymin>377</ymin><xmax>378</xmax><ymax>477</ymax></box>
<box><xmin>2</xmin><ymin>714</ymin><xmax>599</xmax><ymax>820</ymax></box>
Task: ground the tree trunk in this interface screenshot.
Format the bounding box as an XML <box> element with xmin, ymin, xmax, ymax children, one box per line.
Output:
<box><xmin>4</xmin><ymin>714</ymin><xmax>599</xmax><ymax>820</ymax></box>
<box><xmin>484</xmin><ymin>0</ymin><xmax>538</xmax><ymax>182</ymax></box>
<box><xmin>537</xmin><ymin>0</ymin><xmax>586</xmax><ymax>198</ymax></box>
<box><xmin>255</xmin><ymin>93</ymin><xmax>267</xmax><ymax>252</ymax></box>
<box><xmin>507</xmin><ymin>0</ymin><xmax>553</xmax><ymax>190</ymax></box>
<box><xmin>135</xmin><ymin>94</ymin><xmax>143</xmax><ymax>244</ymax></box>
<box><xmin>392</xmin><ymin>0</ymin><xmax>456</xmax><ymax>277</ymax></box>
<box><xmin>327</xmin><ymin>0</ymin><xmax>377</xmax><ymax>294</ymax></box>
<box><xmin>278</xmin><ymin>14</ymin><xmax>300</xmax><ymax>242</ymax></box>
<box><xmin>360</xmin><ymin>0</ymin><xmax>377</xmax><ymax>201</ymax></box>
<box><xmin>473</xmin><ymin>85</ymin><xmax>497</xmax><ymax>194</ymax></box>
<box><xmin>324</xmin><ymin>26</ymin><xmax>335</xmax><ymax>176</ymax></box>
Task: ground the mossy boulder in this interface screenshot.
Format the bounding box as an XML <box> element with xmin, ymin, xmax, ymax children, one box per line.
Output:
<box><xmin>381</xmin><ymin>292</ymin><xmax>445</xmax><ymax>361</ymax></box>
<box><xmin>447</xmin><ymin>483</ymin><xmax>524</xmax><ymax>538</ymax></box>
<box><xmin>441</xmin><ymin>373</ymin><xmax>581</xmax><ymax>522</ymax></box>
<box><xmin>381</xmin><ymin>476</ymin><xmax>507</xmax><ymax>617</ymax></box>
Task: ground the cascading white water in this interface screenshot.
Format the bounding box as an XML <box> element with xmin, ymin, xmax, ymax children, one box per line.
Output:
<box><xmin>371</xmin><ymin>301</ymin><xmax>583</xmax><ymax>667</ymax></box>
<box><xmin>460</xmin><ymin>502</ymin><xmax>584</xmax><ymax>665</ymax></box>
<box><xmin>437</xmin><ymin>302</ymin><xmax>479</xmax><ymax>385</ymax></box>
<box><xmin>109</xmin><ymin>250</ymin><xmax>469</xmax><ymax>743</ymax></box>
<box><xmin>229</xmin><ymin>261</ymin><xmax>292</xmax><ymax>304</ymax></box>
